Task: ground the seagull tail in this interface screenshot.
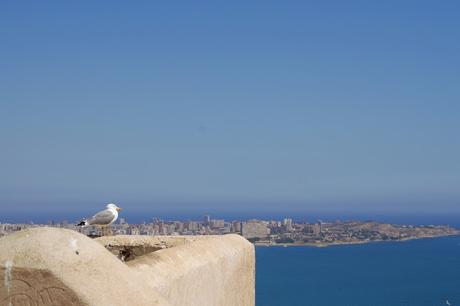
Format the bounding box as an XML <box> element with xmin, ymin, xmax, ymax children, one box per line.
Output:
<box><xmin>76</xmin><ymin>220</ymin><xmax>88</xmax><ymax>227</ymax></box>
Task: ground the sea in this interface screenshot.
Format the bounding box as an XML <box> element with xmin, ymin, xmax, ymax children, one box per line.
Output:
<box><xmin>2</xmin><ymin>211</ymin><xmax>460</xmax><ymax>305</ymax></box>
<box><xmin>256</xmin><ymin>236</ymin><xmax>460</xmax><ymax>306</ymax></box>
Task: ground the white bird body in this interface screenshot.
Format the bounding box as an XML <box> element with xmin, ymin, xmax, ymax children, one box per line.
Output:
<box><xmin>77</xmin><ymin>203</ymin><xmax>121</xmax><ymax>227</ymax></box>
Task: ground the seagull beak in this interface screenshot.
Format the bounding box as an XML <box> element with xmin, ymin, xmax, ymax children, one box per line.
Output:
<box><xmin>116</xmin><ymin>207</ymin><xmax>122</xmax><ymax>212</ymax></box>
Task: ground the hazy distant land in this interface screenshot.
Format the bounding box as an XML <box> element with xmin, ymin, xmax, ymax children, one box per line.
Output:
<box><xmin>251</xmin><ymin>220</ymin><xmax>459</xmax><ymax>247</ymax></box>
<box><xmin>1</xmin><ymin>217</ymin><xmax>458</xmax><ymax>248</ymax></box>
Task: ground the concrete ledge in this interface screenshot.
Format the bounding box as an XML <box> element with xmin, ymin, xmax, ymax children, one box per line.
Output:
<box><xmin>100</xmin><ymin>235</ymin><xmax>255</xmax><ymax>306</ymax></box>
<box><xmin>0</xmin><ymin>228</ymin><xmax>255</xmax><ymax>306</ymax></box>
<box><xmin>95</xmin><ymin>235</ymin><xmax>216</xmax><ymax>262</ymax></box>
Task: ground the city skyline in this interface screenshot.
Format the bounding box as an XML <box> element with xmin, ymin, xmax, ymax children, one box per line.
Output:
<box><xmin>2</xmin><ymin>214</ymin><xmax>457</xmax><ymax>248</ymax></box>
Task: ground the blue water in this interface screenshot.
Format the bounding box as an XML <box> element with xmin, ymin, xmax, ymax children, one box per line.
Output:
<box><xmin>256</xmin><ymin>236</ymin><xmax>460</xmax><ymax>306</ymax></box>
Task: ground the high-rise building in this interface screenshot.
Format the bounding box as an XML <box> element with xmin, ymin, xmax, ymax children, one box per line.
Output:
<box><xmin>210</xmin><ymin>219</ymin><xmax>225</xmax><ymax>229</ymax></box>
<box><xmin>203</xmin><ymin>215</ymin><xmax>211</xmax><ymax>225</ymax></box>
<box><xmin>168</xmin><ymin>223</ymin><xmax>176</xmax><ymax>234</ymax></box>
<box><xmin>186</xmin><ymin>221</ymin><xmax>198</xmax><ymax>231</ymax></box>
<box><xmin>241</xmin><ymin>220</ymin><xmax>270</xmax><ymax>239</ymax></box>
<box><xmin>313</xmin><ymin>221</ymin><xmax>322</xmax><ymax>236</ymax></box>
<box><xmin>174</xmin><ymin>221</ymin><xmax>184</xmax><ymax>232</ymax></box>
<box><xmin>283</xmin><ymin>218</ymin><xmax>293</xmax><ymax>231</ymax></box>
<box><xmin>232</xmin><ymin>221</ymin><xmax>242</xmax><ymax>233</ymax></box>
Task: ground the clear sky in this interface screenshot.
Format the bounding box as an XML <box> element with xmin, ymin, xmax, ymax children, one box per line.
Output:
<box><xmin>1</xmin><ymin>1</ymin><xmax>459</xmax><ymax>216</ymax></box>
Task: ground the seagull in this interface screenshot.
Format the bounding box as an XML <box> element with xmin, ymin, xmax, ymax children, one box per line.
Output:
<box><xmin>76</xmin><ymin>203</ymin><xmax>122</xmax><ymax>232</ymax></box>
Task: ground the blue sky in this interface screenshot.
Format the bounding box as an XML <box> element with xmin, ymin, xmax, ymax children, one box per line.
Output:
<box><xmin>1</xmin><ymin>1</ymin><xmax>459</xmax><ymax>216</ymax></box>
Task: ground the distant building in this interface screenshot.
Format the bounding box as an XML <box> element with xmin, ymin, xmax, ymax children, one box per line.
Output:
<box><xmin>232</xmin><ymin>221</ymin><xmax>242</xmax><ymax>233</ymax></box>
<box><xmin>283</xmin><ymin>218</ymin><xmax>293</xmax><ymax>232</ymax></box>
<box><xmin>313</xmin><ymin>221</ymin><xmax>322</xmax><ymax>236</ymax></box>
<box><xmin>222</xmin><ymin>224</ymin><xmax>232</xmax><ymax>234</ymax></box>
<box><xmin>242</xmin><ymin>220</ymin><xmax>270</xmax><ymax>239</ymax></box>
<box><xmin>168</xmin><ymin>224</ymin><xmax>176</xmax><ymax>235</ymax></box>
<box><xmin>210</xmin><ymin>219</ymin><xmax>225</xmax><ymax>229</ymax></box>
<box><xmin>203</xmin><ymin>215</ymin><xmax>211</xmax><ymax>225</ymax></box>
<box><xmin>129</xmin><ymin>227</ymin><xmax>140</xmax><ymax>235</ymax></box>
<box><xmin>153</xmin><ymin>224</ymin><xmax>160</xmax><ymax>235</ymax></box>
<box><xmin>186</xmin><ymin>221</ymin><xmax>198</xmax><ymax>231</ymax></box>
<box><xmin>174</xmin><ymin>221</ymin><xmax>184</xmax><ymax>232</ymax></box>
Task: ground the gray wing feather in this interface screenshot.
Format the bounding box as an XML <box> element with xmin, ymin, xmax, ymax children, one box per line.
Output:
<box><xmin>87</xmin><ymin>209</ymin><xmax>115</xmax><ymax>225</ymax></box>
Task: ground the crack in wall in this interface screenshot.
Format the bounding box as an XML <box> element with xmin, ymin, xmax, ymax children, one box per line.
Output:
<box><xmin>4</xmin><ymin>260</ymin><xmax>13</xmax><ymax>306</ymax></box>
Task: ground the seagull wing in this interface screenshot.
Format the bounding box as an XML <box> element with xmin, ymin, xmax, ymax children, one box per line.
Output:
<box><xmin>87</xmin><ymin>209</ymin><xmax>116</xmax><ymax>225</ymax></box>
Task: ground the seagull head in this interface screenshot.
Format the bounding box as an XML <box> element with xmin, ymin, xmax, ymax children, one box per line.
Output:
<box><xmin>106</xmin><ymin>203</ymin><xmax>122</xmax><ymax>212</ymax></box>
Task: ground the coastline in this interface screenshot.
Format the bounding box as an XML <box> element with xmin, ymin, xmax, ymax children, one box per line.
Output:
<box><xmin>254</xmin><ymin>232</ymin><xmax>460</xmax><ymax>248</ymax></box>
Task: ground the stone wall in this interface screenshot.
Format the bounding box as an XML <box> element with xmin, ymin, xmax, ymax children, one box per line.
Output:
<box><xmin>0</xmin><ymin>228</ymin><xmax>255</xmax><ymax>306</ymax></box>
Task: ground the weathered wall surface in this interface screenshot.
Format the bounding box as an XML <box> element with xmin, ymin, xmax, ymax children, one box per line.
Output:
<box><xmin>0</xmin><ymin>228</ymin><xmax>255</xmax><ymax>306</ymax></box>
<box><xmin>0</xmin><ymin>228</ymin><xmax>167</xmax><ymax>306</ymax></box>
<box><xmin>100</xmin><ymin>235</ymin><xmax>255</xmax><ymax>306</ymax></box>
